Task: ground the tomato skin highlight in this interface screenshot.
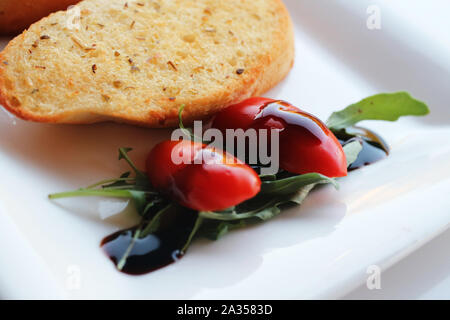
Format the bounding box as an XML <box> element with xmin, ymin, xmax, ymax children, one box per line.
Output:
<box><xmin>211</xmin><ymin>98</ymin><xmax>348</xmax><ymax>178</ymax></box>
<box><xmin>212</xmin><ymin>97</ymin><xmax>275</xmax><ymax>132</ymax></box>
<box><xmin>146</xmin><ymin>140</ymin><xmax>203</xmax><ymax>190</ymax></box>
<box><xmin>146</xmin><ymin>141</ymin><xmax>261</xmax><ymax>211</ymax></box>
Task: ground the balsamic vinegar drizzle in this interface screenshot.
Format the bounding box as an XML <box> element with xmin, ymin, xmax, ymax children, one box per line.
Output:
<box><xmin>255</xmin><ymin>100</ymin><xmax>330</xmax><ymax>141</ymax></box>
<box><xmin>101</xmin><ymin>206</ymin><xmax>198</xmax><ymax>275</ymax></box>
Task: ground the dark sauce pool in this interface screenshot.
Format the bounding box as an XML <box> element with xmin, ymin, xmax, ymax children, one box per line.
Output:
<box><xmin>337</xmin><ymin>126</ymin><xmax>389</xmax><ymax>171</ymax></box>
<box><xmin>101</xmin><ymin>207</ymin><xmax>198</xmax><ymax>275</ymax></box>
<box><xmin>344</xmin><ymin>138</ymin><xmax>388</xmax><ymax>171</ymax></box>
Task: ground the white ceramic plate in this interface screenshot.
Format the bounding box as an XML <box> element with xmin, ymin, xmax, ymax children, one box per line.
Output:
<box><xmin>1</xmin><ymin>0</ymin><xmax>449</xmax><ymax>299</ymax></box>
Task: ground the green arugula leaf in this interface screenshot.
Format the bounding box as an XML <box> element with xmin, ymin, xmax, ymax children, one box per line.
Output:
<box><xmin>342</xmin><ymin>139</ymin><xmax>364</xmax><ymax>166</ymax></box>
<box><xmin>50</xmin><ymin>92</ymin><xmax>430</xmax><ymax>267</ymax></box>
<box><xmin>49</xmin><ymin>148</ymin><xmax>158</xmax><ymax>216</ymax></box>
<box><xmin>326</xmin><ymin>92</ymin><xmax>429</xmax><ymax>130</ymax></box>
<box><xmin>198</xmin><ymin>220</ymin><xmax>248</xmax><ymax>241</ymax></box>
<box><xmin>115</xmin><ymin>202</ymin><xmax>172</xmax><ymax>271</ymax></box>
<box><xmin>197</xmin><ymin>188</ymin><xmax>312</xmax><ymax>223</ymax></box>
<box><xmin>118</xmin><ymin>148</ymin><xmax>151</xmax><ymax>188</ymax></box>
<box><xmin>196</xmin><ymin>139</ymin><xmax>363</xmax><ymax>240</ymax></box>
<box><xmin>178</xmin><ymin>105</ymin><xmax>207</xmax><ymax>143</ymax></box>
<box><xmin>116</xmin><ymin>227</ymin><xmax>142</xmax><ymax>271</ymax></box>
<box><xmin>128</xmin><ymin>190</ymin><xmax>149</xmax><ymax>216</ymax></box>
<box><xmin>48</xmin><ymin>188</ymin><xmax>152</xmax><ymax>215</ymax></box>
<box><xmin>198</xmin><ymin>176</ymin><xmax>334</xmax><ymax>234</ymax></box>
<box><xmin>197</xmin><ymin>184</ymin><xmax>317</xmax><ymax>240</ymax></box>
<box><xmin>260</xmin><ymin>173</ymin><xmax>338</xmax><ymax>195</ymax></box>
<box><xmin>115</xmin><ymin>206</ymin><xmax>202</xmax><ymax>271</ymax></box>
<box><xmin>82</xmin><ymin>172</ymin><xmax>135</xmax><ymax>190</ymax></box>
<box><xmin>140</xmin><ymin>203</ymin><xmax>173</xmax><ymax>237</ymax></box>
<box><xmin>178</xmin><ymin>105</ymin><xmax>196</xmax><ymax>141</ymax></box>
<box><xmin>98</xmin><ymin>172</ymin><xmax>133</xmax><ymax>188</ymax></box>
<box><xmin>49</xmin><ymin>188</ymin><xmax>148</xmax><ymax>200</ymax></box>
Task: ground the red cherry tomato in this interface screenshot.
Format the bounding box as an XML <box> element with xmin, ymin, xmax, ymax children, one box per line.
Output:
<box><xmin>211</xmin><ymin>98</ymin><xmax>348</xmax><ymax>178</ymax></box>
<box><xmin>146</xmin><ymin>140</ymin><xmax>261</xmax><ymax>211</ymax></box>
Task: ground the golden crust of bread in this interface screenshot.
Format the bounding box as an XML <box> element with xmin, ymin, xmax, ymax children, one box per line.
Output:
<box><xmin>0</xmin><ymin>0</ymin><xmax>80</xmax><ymax>35</ymax></box>
<box><xmin>0</xmin><ymin>0</ymin><xmax>294</xmax><ymax>128</ymax></box>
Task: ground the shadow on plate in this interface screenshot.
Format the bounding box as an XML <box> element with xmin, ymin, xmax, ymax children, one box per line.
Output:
<box><xmin>0</xmin><ymin>110</ymin><xmax>170</xmax><ymax>184</ymax></box>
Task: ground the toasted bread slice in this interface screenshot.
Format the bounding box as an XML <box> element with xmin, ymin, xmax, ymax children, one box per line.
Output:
<box><xmin>0</xmin><ymin>0</ymin><xmax>294</xmax><ymax>127</ymax></box>
<box><xmin>0</xmin><ymin>0</ymin><xmax>80</xmax><ymax>35</ymax></box>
